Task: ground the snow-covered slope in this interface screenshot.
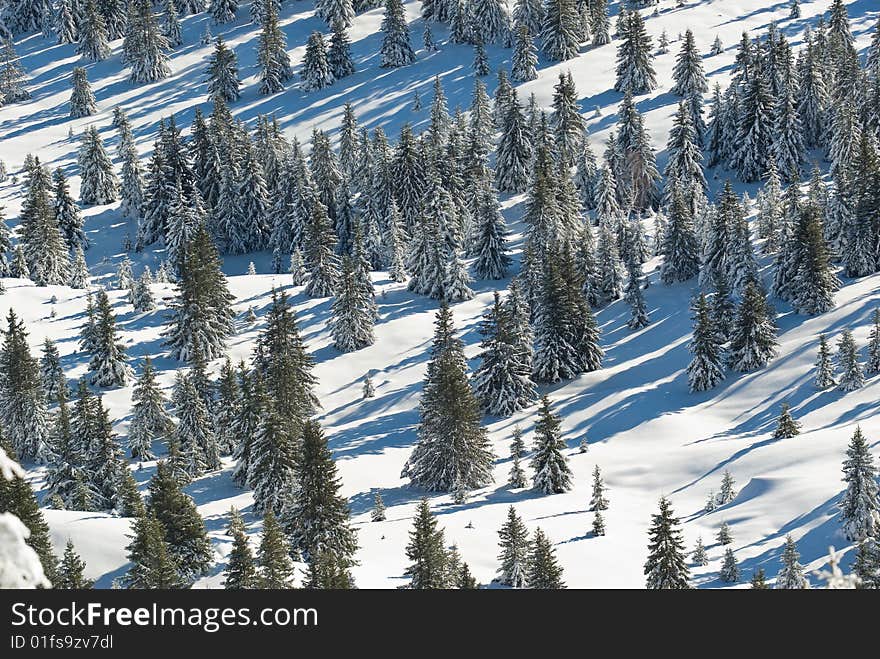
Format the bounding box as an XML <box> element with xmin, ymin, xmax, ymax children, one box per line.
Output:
<box><xmin>2</xmin><ymin>0</ymin><xmax>879</xmax><ymax>588</ymax></box>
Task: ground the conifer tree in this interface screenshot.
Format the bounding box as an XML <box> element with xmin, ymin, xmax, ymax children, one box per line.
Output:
<box><xmin>147</xmin><ymin>461</ymin><xmax>213</xmax><ymax>581</ymax></box>
<box><xmin>512</xmin><ymin>23</ymin><xmax>538</xmax><ymax>82</ymax></box>
<box><xmin>644</xmin><ymin>496</ymin><xmax>690</xmax><ymax>589</ymax></box>
<box><xmin>624</xmin><ymin>255</ymin><xmax>649</xmax><ymax>330</ymax></box>
<box><xmin>56</xmin><ymin>539</ymin><xmax>93</xmax><ymax>589</ymax></box>
<box><xmin>687</xmin><ymin>293</ymin><xmax>725</xmax><ymax>393</ymax></box>
<box><xmin>257</xmin><ymin>0</ymin><xmax>292</xmax><ymax>94</ymax></box>
<box><xmin>405</xmin><ymin>305</ymin><xmax>494</xmax><ymax>492</ymax></box>
<box><xmin>55</xmin><ymin>0</ymin><xmax>79</xmax><ymax>44</ymax></box>
<box><xmin>589</xmin><ymin>464</ymin><xmax>609</xmax><ymax>511</ymax></box>
<box><xmin>87</xmin><ymin>290</ymin><xmax>132</xmax><ymax>387</ymax></box>
<box><xmin>331</xmin><ymin>255</ymin><xmax>376</xmax><ymax>352</ymax></box>
<box><xmin>206</xmin><ymin>37</ymin><xmax>241</xmax><ymax>103</ymax></box>
<box><xmin>371</xmin><ymin>491</ymin><xmax>386</xmax><ymax>522</ymax></box>
<box><xmin>814</xmin><ymin>333</ymin><xmax>836</xmax><ymax>389</ymax></box>
<box><xmin>540</xmin><ymin>0</ymin><xmax>580</xmax><ymax>62</ymax></box>
<box><xmin>128</xmin><ymin>357</ymin><xmax>172</xmax><ymax>460</ymax></box>
<box><xmin>69</xmin><ymin>67</ymin><xmax>97</xmax><ymax>118</ymax></box>
<box><xmin>53</xmin><ymin>168</ymin><xmax>86</xmax><ymax>253</ymax></box>
<box><xmin>285</xmin><ymin>420</ymin><xmax>358</xmax><ymax>579</ymax></box>
<box><xmin>727</xmin><ymin>280</ymin><xmax>778</xmax><ymax>372</ymax></box>
<box><xmin>614</xmin><ymin>9</ymin><xmax>656</xmax><ymax>94</ymax></box>
<box><xmin>526</xmin><ymin>527</ymin><xmax>564</xmax><ymax>588</ymax></box>
<box><xmin>0</xmin><ymin>39</ymin><xmax>30</xmax><ymax>104</ymax></box>
<box><xmin>718</xmin><ymin>470</ymin><xmax>737</xmax><ymax>505</ymax></box>
<box><xmin>514</xmin><ymin>0</ymin><xmax>544</xmax><ymax>36</ymax></box>
<box><xmin>671</xmin><ymin>29</ymin><xmax>707</xmax><ymax>97</ymax></box>
<box><xmin>380</xmin><ymin>0</ymin><xmax>415</xmax><ymax>68</ymax></box>
<box><xmin>473</xmin><ymin>188</ymin><xmax>512</xmax><ymax>280</ymax></box>
<box><xmin>78</xmin><ymin>126</ymin><xmax>118</xmax><ymax>205</ymax></box>
<box><xmin>589</xmin><ymin>0</ymin><xmax>609</xmax><ymax>46</ymax></box>
<box><xmin>328</xmin><ymin>20</ymin><xmax>355</xmax><ymax>80</ymax></box>
<box><xmin>530</xmin><ymin>396</ymin><xmax>572</xmax><ymax>495</ymax></box>
<box><xmin>749</xmin><ymin>567</ymin><xmax>768</xmax><ymax>588</ymax></box>
<box><xmin>719</xmin><ymin>547</ymin><xmax>740</xmax><ymax>583</ymax></box>
<box><xmin>836</xmin><ymin>329</ymin><xmax>864</xmax><ymax>392</ymax></box>
<box><xmin>211</xmin><ymin>0</ymin><xmax>238</xmax><ymax>24</ymax></box>
<box><xmin>223</xmin><ymin>508</ymin><xmax>257</xmax><ymax>589</ymax></box>
<box><xmin>775</xmin><ymin>535</ymin><xmax>809</xmax><ymax>589</ymax></box>
<box><xmin>123</xmin><ymin>512</ymin><xmax>182</xmax><ymax>588</ymax></box>
<box><xmin>691</xmin><ymin>537</ymin><xmax>708</xmax><ymax>566</ymax></box>
<box><xmin>301</xmin><ymin>31</ymin><xmax>335</xmax><ymax>92</ymax></box>
<box><xmin>840</xmin><ymin>426</ymin><xmax>880</xmax><ymax>542</ymax></box>
<box><xmin>867</xmin><ymin>310</ymin><xmax>880</xmax><ymax>375</ymax></box>
<box><xmin>495</xmin><ymin>89</ymin><xmax>532</xmax><ymax>194</ymax></box>
<box><xmin>773</xmin><ymin>403</ymin><xmax>800</xmax><ymax>439</ymax></box>
<box><xmin>316</xmin><ymin>0</ymin><xmax>355</xmax><ymax>27</ymax></box>
<box><xmin>404</xmin><ymin>498</ymin><xmax>448</xmax><ymax>589</ymax></box>
<box><xmin>162</xmin><ymin>0</ymin><xmax>182</xmax><ymax>48</ymax></box>
<box><xmin>78</xmin><ymin>0</ymin><xmax>111</xmax><ymax>61</ymax></box>
<box><xmin>716</xmin><ymin>520</ymin><xmax>732</xmax><ymax>545</ymax></box>
<box><xmin>124</xmin><ymin>0</ymin><xmax>172</xmax><ymax>83</ymax></box>
<box><xmin>256</xmin><ymin>509</ymin><xmax>295</xmax><ymax>589</ymax></box>
<box><xmin>39</xmin><ymin>338</ymin><xmax>65</xmax><ymax>404</ymax></box>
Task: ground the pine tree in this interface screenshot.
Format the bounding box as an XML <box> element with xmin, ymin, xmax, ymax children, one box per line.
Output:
<box><xmin>316</xmin><ymin>0</ymin><xmax>354</xmax><ymax>27</ymax></box>
<box><xmin>775</xmin><ymin>535</ymin><xmax>809</xmax><ymax>589</ymax></box>
<box><xmin>773</xmin><ymin>403</ymin><xmax>800</xmax><ymax>439</ymax></box>
<box><xmin>125</xmin><ymin>0</ymin><xmax>172</xmax><ymax>83</ymax></box>
<box><xmin>132</xmin><ymin>268</ymin><xmax>156</xmax><ymax>312</ymax></box>
<box><xmin>836</xmin><ymin>329</ymin><xmax>864</xmax><ymax>392</ymax></box>
<box><xmin>78</xmin><ymin>0</ymin><xmax>111</xmax><ymax>61</ymax></box>
<box><xmin>56</xmin><ymin>539</ymin><xmax>93</xmax><ymax>588</ymax></box>
<box><xmin>718</xmin><ymin>469</ymin><xmax>737</xmax><ymax>505</ymax></box>
<box><xmin>147</xmin><ymin>461</ymin><xmax>213</xmax><ymax>581</ymax></box>
<box><xmin>526</xmin><ymin>527</ymin><xmax>564</xmax><ymax>588</ymax></box>
<box><xmin>330</xmin><ymin>255</ymin><xmax>375</xmax><ymax>352</ymax></box>
<box><xmin>530</xmin><ymin>396</ymin><xmax>572</xmax><ymax>495</ymax></box>
<box><xmin>162</xmin><ymin>0</ymin><xmax>182</xmax><ymax>48</ymax></box>
<box><xmin>39</xmin><ymin>338</ymin><xmax>65</xmax><ymax>404</ymax></box>
<box><xmin>734</xmin><ymin>66</ymin><xmax>775</xmax><ymax>182</ymax></box>
<box><xmin>285</xmin><ymin>420</ymin><xmax>358</xmax><ymax>578</ymax></box>
<box><xmin>0</xmin><ymin>39</ymin><xmax>30</xmax><ymax>104</ymax></box>
<box><xmin>128</xmin><ymin>358</ymin><xmax>173</xmax><ymax>461</ymax></box>
<box><xmin>404</xmin><ymin>498</ymin><xmax>448</xmax><ymax>589</ymax></box>
<box><xmin>814</xmin><ymin>333</ymin><xmax>836</xmax><ymax>389</ymax></box>
<box><xmin>589</xmin><ymin>0</ymin><xmax>609</xmax><ymax>46</ymax></box>
<box><xmin>211</xmin><ymin>0</ymin><xmax>238</xmax><ymax>24</ymax></box>
<box><xmin>644</xmin><ymin>497</ymin><xmax>690</xmax><ymax>589</ymax></box>
<box><xmin>514</xmin><ymin>0</ymin><xmax>544</xmax><ymax>36</ymax></box>
<box><xmin>257</xmin><ymin>0</ymin><xmax>292</xmax><ymax>94</ymax></box>
<box><xmin>840</xmin><ymin>426</ymin><xmax>880</xmax><ymax>542</ymax></box>
<box><xmin>472</xmin><ymin>38</ymin><xmax>490</xmax><ymax>77</ymax></box>
<box><xmin>256</xmin><ymin>509</ymin><xmax>295</xmax><ymax>588</ymax></box>
<box><xmin>727</xmin><ymin>280</ymin><xmax>778</xmax><ymax>372</ymax></box>
<box><xmin>539</xmin><ymin>0</ymin><xmax>580</xmax><ymax>62</ymax></box>
<box><xmin>624</xmin><ymin>255</ymin><xmax>650</xmax><ymax>329</ymax></box>
<box><xmin>53</xmin><ymin>168</ymin><xmax>86</xmax><ymax>253</ymax></box>
<box><xmin>87</xmin><ymin>290</ymin><xmax>132</xmax><ymax>387</ymax></box>
<box><xmin>371</xmin><ymin>491</ymin><xmax>386</xmax><ymax>522</ymax></box>
<box><xmin>750</xmin><ymin>567</ymin><xmax>768</xmax><ymax>588</ymax></box>
<box><xmin>716</xmin><ymin>520</ymin><xmax>732</xmax><ymax>545</ymax></box>
<box><xmin>866</xmin><ymin>310</ymin><xmax>880</xmax><ymax>375</ymax></box>
<box><xmin>719</xmin><ymin>547</ymin><xmax>740</xmax><ymax>583</ymax></box>
<box><xmin>380</xmin><ymin>0</ymin><xmax>415</xmax><ymax>68</ymax></box>
<box><xmin>614</xmin><ymin>9</ymin><xmax>656</xmax><ymax>94</ymax></box>
<box><xmin>69</xmin><ymin>67</ymin><xmax>97</xmax><ymax>118</ymax></box>
<box><xmin>495</xmin><ymin>89</ymin><xmax>532</xmax><ymax>194</ymax></box>
<box><xmin>55</xmin><ymin>0</ymin><xmax>79</xmax><ymax>44</ymax></box>
<box><xmin>405</xmin><ymin>305</ymin><xmax>495</xmax><ymax>492</ymax></box>
<box><xmin>223</xmin><ymin>508</ymin><xmax>257</xmax><ymax>589</ymax></box>
<box><xmin>328</xmin><ymin>20</ymin><xmax>355</xmax><ymax>80</ymax></box>
<box><xmin>78</xmin><ymin>126</ymin><xmax>118</xmax><ymax>205</ymax></box>
<box><xmin>206</xmin><ymin>37</ymin><xmax>240</xmax><ymax>103</ymax></box>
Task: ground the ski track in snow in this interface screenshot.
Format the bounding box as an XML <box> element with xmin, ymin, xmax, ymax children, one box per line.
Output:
<box><xmin>1</xmin><ymin>0</ymin><xmax>879</xmax><ymax>588</ymax></box>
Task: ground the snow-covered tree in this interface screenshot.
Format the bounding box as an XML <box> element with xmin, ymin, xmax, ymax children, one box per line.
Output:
<box><xmin>301</xmin><ymin>31</ymin><xmax>335</xmax><ymax>92</ymax></box>
<box><xmin>614</xmin><ymin>9</ymin><xmax>656</xmax><ymax>94</ymax></box>
<box><xmin>840</xmin><ymin>426</ymin><xmax>880</xmax><ymax>542</ymax></box>
<box><xmin>836</xmin><ymin>329</ymin><xmax>864</xmax><ymax>392</ymax></box>
<box><xmin>644</xmin><ymin>496</ymin><xmax>690</xmax><ymax>589</ymax></box>
<box><xmin>727</xmin><ymin>280</ymin><xmax>778</xmax><ymax>372</ymax></box>
<box><xmin>257</xmin><ymin>0</ymin><xmax>292</xmax><ymax>94</ymax></box>
<box><xmin>686</xmin><ymin>293</ymin><xmax>724</xmax><ymax>393</ymax></box>
<box><xmin>69</xmin><ymin>67</ymin><xmax>97</xmax><ymax>118</ymax></box>
<box><xmin>78</xmin><ymin>126</ymin><xmax>118</xmax><ymax>205</ymax></box>
<box><xmin>530</xmin><ymin>396</ymin><xmax>572</xmax><ymax>494</ymax></box>
<box><xmin>206</xmin><ymin>37</ymin><xmax>241</xmax><ymax>103</ymax></box>
<box><xmin>380</xmin><ymin>0</ymin><xmax>415</xmax><ymax>67</ymax></box>
<box><xmin>77</xmin><ymin>0</ymin><xmax>111</xmax><ymax>61</ymax></box>
<box><xmin>124</xmin><ymin>0</ymin><xmax>172</xmax><ymax>83</ymax></box>
<box><xmin>775</xmin><ymin>535</ymin><xmax>809</xmax><ymax>589</ymax></box>
<box><xmin>540</xmin><ymin>0</ymin><xmax>579</xmax><ymax>62</ymax></box>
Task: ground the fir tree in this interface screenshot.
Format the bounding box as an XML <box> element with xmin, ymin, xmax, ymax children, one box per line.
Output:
<box><xmin>624</xmin><ymin>255</ymin><xmax>650</xmax><ymax>330</ymax></box>
<box><xmin>839</xmin><ymin>426</ymin><xmax>880</xmax><ymax>542</ymax></box>
<box><xmin>0</xmin><ymin>39</ymin><xmax>30</xmax><ymax>104</ymax></box>
<box><xmin>39</xmin><ymin>338</ymin><xmax>65</xmax><ymax>404</ymax></box>
<box><xmin>404</xmin><ymin>498</ymin><xmax>448</xmax><ymax>589</ymax></box>
<box><xmin>330</xmin><ymin>255</ymin><xmax>375</xmax><ymax>352</ymax></box>
<box><xmin>371</xmin><ymin>491</ymin><xmax>386</xmax><ymax>522</ymax></box>
<box><xmin>718</xmin><ymin>470</ymin><xmax>737</xmax><ymax>505</ymax></box>
<box><xmin>55</xmin><ymin>0</ymin><xmax>79</xmax><ymax>44</ymax></box>
<box><xmin>257</xmin><ymin>0</ymin><xmax>292</xmax><ymax>94</ymax></box>
<box><xmin>539</xmin><ymin>0</ymin><xmax>580</xmax><ymax>62</ymax></box>
<box><xmin>589</xmin><ymin>464</ymin><xmax>609</xmax><ymax>511</ymax></box>
<box><xmin>671</xmin><ymin>29</ymin><xmax>706</xmax><ymax>97</ymax></box>
<box><xmin>614</xmin><ymin>9</ymin><xmax>656</xmax><ymax>94</ymax></box>
<box><xmin>530</xmin><ymin>396</ymin><xmax>572</xmax><ymax>495</ymax></box>
<box><xmin>644</xmin><ymin>497</ymin><xmax>690</xmax><ymax>589</ymax></box>
<box><xmin>866</xmin><ymin>309</ymin><xmax>880</xmax><ymax>375</ymax></box>
<box><xmin>53</xmin><ymin>168</ymin><xmax>86</xmax><ymax>252</ymax></box>
<box><xmin>206</xmin><ymin>37</ymin><xmax>241</xmax><ymax>103</ymax></box>
<box><xmin>775</xmin><ymin>535</ymin><xmax>809</xmax><ymax>589</ymax></box>
<box><xmin>78</xmin><ymin>126</ymin><xmax>118</xmax><ymax>205</ymax></box>
<box><xmin>301</xmin><ymin>31</ymin><xmax>335</xmax><ymax>92</ymax></box>
<box><xmin>589</xmin><ymin>0</ymin><xmax>609</xmax><ymax>46</ymax></box>
<box><xmin>716</xmin><ymin>520</ymin><xmax>732</xmax><ymax>545</ymax></box>
<box><xmin>750</xmin><ymin>567</ymin><xmax>768</xmax><ymax>588</ymax></box>
<box><xmin>123</xmin><ymin>512</ymin><xmax>182</xmax><ymax>588</ymax></box>
<box><xmin>691</xmin><ymin>537</ymin><xmax>708</xmax><ymax>566</ymax></box>
<box><xmin>687</xmin><ymin>293</ymin><xmax>725</xmax><ymax>393</ymax></box>
<box><xmin>526</xmin><ymin>527</ymin><xmax>564</xmax><ymax>588</ymax></box>
<box><xmin>303</xmin><ymin>202</ymin><xmax>340</xmax><ymax>298</ymax></box>
<box><xmin>124</xmin><ymin>0</ymin><xmax>172</xmax><ymax>83</ymax></box>
<box><xmin>162</xmin><ymin>0</ymin><xmax>182</xmax><ymax>48</ymax></box>
<box><xmin>773</xmin><ymin>403</ymin><xmax>800</xmax><ymax>439</ymax></box>
<box><xmin>495</xmin><ymin>89</ymin><xmax>532</xmax><ymax>194</ymax></box>
<box><xmin>211</xmin><ymin>0</ymin><xmax>238</xmax><ymax>24</ymax></box>
<box><xmin>77</xmin><ymin>0</ymin><xmax>111</xmax><ymax>61</ymax></box>
<box><xmin>511</xmin><ymin>23</ymin><xmax>538</xmax><ymax>82</ymax></box>
<box><xmin>814</xmin><ymin>333</ymin><xmax>836</xmax><ymax>389</ymax></box>
<box><xmin>328</xmin><ymin>20</ymin><xmax>355</xmax><ymax>80</ymax></box>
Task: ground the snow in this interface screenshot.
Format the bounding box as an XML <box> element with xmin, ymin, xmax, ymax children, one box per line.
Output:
<box><xmin>1</xmin><ymin>0</ymin><xmax>879</xmax><ymax>588</ymax></box>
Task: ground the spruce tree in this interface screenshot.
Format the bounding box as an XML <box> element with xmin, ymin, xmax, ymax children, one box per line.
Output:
<box><xmin>162</xmin><ymin>0</ymin><xmax>182</xmax><ymax>48</ymax></box>
<box><xmin>77</xmin><ymin>0</ymin><xmax>111</xmax><ymax>61</ymax></box>
<box><xmin>87</xmin><ymin>290</ymin><xmax>132</xmax><ymax>387</ymax></box>
<box><xmin>371</xmin><ymin>491</ymin><xmax>386</xmax><ymax>522</ymax></box>
<box><xmin>719</xmin><ymin>548</ymin><xmax>740</xmax><ymax>583</ymax></box>
<box><xmin>223</xmin><ymin>508</ymin><xmax>257</xmax><ymax>589</ymax></box>
<box><xmin>867</xmin><ymin>309</ymin><xmax>880</xmax><ymax>375</ymax></box>
<box><xmin>836</xmin><ymin>329</ymin><xmax>864</xmax><ymax>392</ymax></box>
<box><xmin>495</xmin><ymin>89</ymin><xmax>532</xmax><ymax>194</ymax></box>
<box><xmin>644</xmin><ymin>496</ymin><xmax>690</xmax><ymax>589</ymax></box>
<box><xmin>206</xmin><ymin>37</ymin><xmax>241</xmax><ymax>103</ymax></box>
<box><xmin>125</xmin><ymin>0</ymin><xmax>172</xmax><ymax>83</ymax></box>
<box><xmin>404</xmin><ymin>498</ymin><xmax>448</xmax><ymax>589</ymax></box>
<box><xmin>512</xmin><ymin>23</ymin><xmax>538</xmax><ymax>82</ymax></box>
<box><xmin>380</xmin><ymin>0</ymin><xmax>416</xmax><ymax>68</ymax></box>
<box><xmin>526</xmin><ymin>527</ymin><xmax>565</xmax><ymax>588</ymax></box>
<box><xmin>56</xmin><ymin>539</ymin><xmax>93</xmax><ymax>589</ymax></box>
<box><xmin>257</xmin><ymin>0</ymin><xmax>292</xmax><ymax>94</ymax></box>
<box><xmin>303</xmin><ymin>202</ymin><xmax>340</xmax><ymax>298</ymax></box>
<box><xmin>687</xmin><ymin>293</ymin><xmax>725</xmax><ymax>393</ymax></box>
<box><xmin>123</xmin><ymin>512</ymin><xmax>183</xmax><ymax>588</ymax></box>
<box><xmin>530</xmin><ymin>396</ymin><xmax>572</xmax><ymax>495</ymax></box>
<box><xmin>840</xmin><ymin>426</ymin><xmax>880</xmax><ymax>542</ymax></box>
<box><xmin>727</xmin><ymin>280</ymin><xmax>778</xmax><ymax>372</ymax></box>
<box><xmin>773</xmin><ymin>403</ymin><xmax>800</xmax><ymax>439</ymax></box>
<box><xmin>69</xmin><ymin>67</ymin><xmax>97</xmax><ymax>118</ymax></box>
<box><xmin>53</xmin><ymin>168</ymin><xmax>86</xmax><ymax>253</ymax></box>
<box><xmin>716</xmin><ymin>520</ymin><xmax>733</xmax><ymax>545</ymax></box>
<box><xmin>128</xmin><ymin>358</ymin><xmax>173</xmax><ymax>461</ymax></box>
<box><xmin>539</xmin><ymin>0</ymin><xmax>580</xmax><ymax>62</ymax></box>
<box><xmin>39</xmin><ymin>338</ymin><xmax>66</xmax><ymax>404</ymax></box>
<box><xmin>405</xmin><ymin>304</ymin><xmax>495</xmax><ymax>492</ymax></box>
<box><xmin>775</xmin><ymin>535</ymin><xmax>809</xmax><ymax>589</ymax></box>
<box><xmin>257</xmin><ymin>509</ymin><xmax>295</xmax><ymax>589</ymax></box>
<box><xmin>147</xmin><ymin>461</ymin><xmax>213</xmax><ymax>581</ymax></box>
<box><xmin>78</xmin><ymin>126</ymin><xmax>118</xmax><ymax>205</ymax></box>
<box><xmin>301</xmin><ymin>31</ymin><xmax>335</xmax><ymax>92</ymax></box>
<box><xmin>614</xmin><ymin>9</ymin><xmax>656</xmax><ymax>94</ymax></box>
<box><xmin>691</xmin><ymin>537</ymin><xmax>708</xmax><ymax>566</ymax></box>
<box><xmin>589</xmin><ymin>464</ymin><xmax>609</xmax><ymax>511</ymax></box>
<box><xmin>328</xmin><ymin>20</ymin><xmax>355</xmax><ymax>80</ymax></box>
<box><xmin>472</xmin><ymin>187</ymin><xmax>512</xmax><ymax>280</ymax></box>
<box><xmin>211</xmin><ymin>0</ymin><xmax>238</xmax><ymax>23</ymax></box>
<box><xmin>814</xmin><ymin>333</ymin><xmax>836</xmax><ymax>389</ymax></box>
<box><xmin>330</xmin><ymin>256</ymin><xmax>376</xmax><ymax>352</ymax></box>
